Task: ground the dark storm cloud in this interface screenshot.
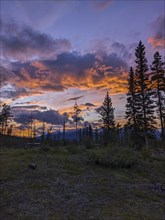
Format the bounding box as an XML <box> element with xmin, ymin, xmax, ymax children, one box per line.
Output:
<box><xmin>14</xmin><ymin>109</ymin><xmax>70</xmax><ymax>125</ymax></box>
<box><xmin>0</xmin><ymin>20</ymin><xmax>71</xmax><ymax>60</ymax></box>
<box><xmin>148</xmin><ymin>15</ymin><xmax>165</xmax><ymax>49</ymax></box>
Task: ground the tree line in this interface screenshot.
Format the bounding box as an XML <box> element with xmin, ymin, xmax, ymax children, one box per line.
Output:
<box><xmin>0</xmin><ymin>41</ymin><xmax>164</xmax><ymax>148</ymax></box>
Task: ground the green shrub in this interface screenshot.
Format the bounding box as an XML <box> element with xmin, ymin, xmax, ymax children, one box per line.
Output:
<box><xmin>87</xmin><ymin>147</ymin><xmax>140</xmax><ymax>169</ymax></box>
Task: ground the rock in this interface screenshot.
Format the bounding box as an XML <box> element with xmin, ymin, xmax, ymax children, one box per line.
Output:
<box><xmin>161</xmin><ymin>184</ymin><xmax>165</xmax><ymax>192</ymax></box>
<box><xmin>29</xmin><ymin>163</ymin><xmax>37</xmax><ymax>170</ymax></box>
<box><xmin>153</xmin><ymin>183</ymin><xmax>165</xmax><ymax>192</ymax></box>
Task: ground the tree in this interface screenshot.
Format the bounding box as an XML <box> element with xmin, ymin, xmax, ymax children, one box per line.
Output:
<box><xmin>0</xmin><ymin>103</ymin><xmax>13</xmax><ymax>135</ymax></box>
<box><xmin>135</xmin><ymin>41</ymin><xmax>156</xmax><ymax>147</ymax></box>
<box><xmin>150</xmin><ymin>51</ymin><xmax>165</xmax><ymax>140</ymax></box>
<box><xmin>99</xmin><ymin>91</ymin><xmax>115</xmax><ymax>144</ymax></box>
<box><xmin>126</xmin><ymin>67</ymin><xmax>137</xmax><ymax>128</ymax></box>
<box><xmin>73</xmin><ymin>102</ymin><xmax>81</xmax><ymax>141</ymax></box>
<box><xmin>125</xmin><ymin>67</ymin><xmax>138</xmax><ymax>145</ymax></box>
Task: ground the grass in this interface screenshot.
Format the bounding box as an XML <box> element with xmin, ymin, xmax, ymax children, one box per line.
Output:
<box><xmin>0</xmin><ymin>143</ymin><xmax>165</xmax><ymax>220</ymax></box>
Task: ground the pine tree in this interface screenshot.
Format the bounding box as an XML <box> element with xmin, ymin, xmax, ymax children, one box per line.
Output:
<box><xmin>150</xmin><ymin>51</ymin><xmax>165</xmax><ymax>139</ymax></box>
<box><xmin>100</xmin><ymin>91</ymin><xmax>115</xmax><ymax>144</ymax></box>
<box><xmin>125</xmin><ymin>67</ymin><xmax>139</xmax><ymax>146</ymax></box>
<box><xmin>125</xmin><ymin>67</ymin><xmax>137</xmax><ymax>129</ymax></box>
<box><xmin>0</xmin><ymin>103</ymin><xmax>12</xmax><ymax>135</ymax></box>
<box><xmin>135</xmin><ymin>41</ymin><xmax>156</xmax><ymax>147</ymax></box>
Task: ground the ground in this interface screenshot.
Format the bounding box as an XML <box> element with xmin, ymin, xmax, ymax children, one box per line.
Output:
<box><xmin>0</xmin><ymin>144</ymin><xmax>165</xmax><ymax>220</ymax></box>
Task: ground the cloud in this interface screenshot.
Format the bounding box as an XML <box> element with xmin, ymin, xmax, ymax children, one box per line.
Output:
<box><xmin>2</xmin><ymin>49</ymin><xmax>129</xmax><ymax>99</ymax></box>
<box><xmin>0</xmin><ymin>20</ymin><xmax>71</xmax><ymax>61</ymax></box>
<box><xmin>84</xmin><ymin>103</ymin><xmax>96</xmax><ymax>107</ymax></box>
<box><xmin>111</xmin><ymin>42</ymin><xmax>133</xmax><ymax>62</ymax></box>
<box><xmin>14</xmin><ymin>109</ymin><xmax>70</xmax><ymax>126</ymax></box>
<box><xmin>12</xmin><ymin>105</ymin><xmax>42</xmax><ymax>110</ymax></box>
<box><xmin>148</xmin><ymin>15</ymin><xmax>165</xmax><ymax>49</ymax></box>
<box><xmin>1</xmin><ymin>85</ymin><xmax>43</xmax><ymax>99</ymax></box>
<box><xmin>67</xmin><ymin>96</ymin><xmax>84</xmax><ymax>101</ymax></box>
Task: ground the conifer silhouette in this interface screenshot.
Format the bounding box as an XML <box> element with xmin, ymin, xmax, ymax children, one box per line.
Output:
<box><xmin>135</xmin><ymin>41</ymin><xmax>156</xmax><ymax>147</ymax></box>
<box><xmin>100</xmin><ymin>91</ymin><xmax>115</xmax><ymax>144</ymax></box>
<box><xmin>150</xmin><ymin>51</ymin><xmax>165</xmax><ymax>140</ymax></box>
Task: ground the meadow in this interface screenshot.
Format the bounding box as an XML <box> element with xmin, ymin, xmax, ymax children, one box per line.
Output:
<box><xmin>0</xmin><ymin>136</ymin><xmax>165</xmax><ymax>220</ymax></box>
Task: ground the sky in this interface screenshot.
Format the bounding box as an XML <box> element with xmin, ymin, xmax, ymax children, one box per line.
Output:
<box><xmin>0</xmin><ymin>0</ymin><xmax>165</xmax><ymax>136</ymax></box>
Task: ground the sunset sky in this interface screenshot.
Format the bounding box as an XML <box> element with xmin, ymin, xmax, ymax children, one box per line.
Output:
<box><xmin>1</xmin><ymin>0</ymin><xmax>165</xmax><ymax>136</ymax></box>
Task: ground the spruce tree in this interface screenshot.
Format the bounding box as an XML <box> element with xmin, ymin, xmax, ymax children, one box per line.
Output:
<box><xmin>125</xmin><ymin>66</ymin><xmax>140</xmax><ymax>147</ymax></box>
<box><xmin>150</xmin><ymin>51</ymin><xmax>165</xmax><ymax>139</ymax></box>
<box><xmin>125</xmin><ymin>67</ymin><xmax>137</xmax><ymax>129</ymax></box>
<box><xmin>0</xmin><ymin>103</ymin><xmax>12</xmax><ymax>135</ymax></box>
<box><xmin>135</xmin><ymin>41</ymin><xmax>156</xmax><ymax>147</ymax></box>
<box><xmin>100</xmin><ymin>91</ymin><xmax>115</xmax><ymax>144</ymax></box>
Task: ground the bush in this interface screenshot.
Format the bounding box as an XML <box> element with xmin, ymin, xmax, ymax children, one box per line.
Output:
<box><xmin>87</xmin><ymin>147</ymin><xmax>140</xmax><ymax>169</ymax></box>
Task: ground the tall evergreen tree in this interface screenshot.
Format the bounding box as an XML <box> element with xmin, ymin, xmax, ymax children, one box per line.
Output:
<box><xmin>135</xmin><ymin>41</ymin><xmax>156</xmax><ymax>147</ymax></box>
<box><xmin>0</xmin><ymin>103</ymin><xmax>12</xmax><ymax>135</ymax></box>
<box><xmin>125</xmin><ymin>67</ymin><xmax>137</xmax><ymax>130</ymax></box>
<box><xmin>150</xmin><ymin>51</ymin><xmax>165</xmax><ymax>139</ymax></box>
<box><xmin>100</xmin><ymin>91</ymin><xmax>115</xmax><ymax>130</ymax></box>
<box><xmin>100</xmin><ymin>91</ymin><xmax>115</xmax><ymax>144</ymax></box>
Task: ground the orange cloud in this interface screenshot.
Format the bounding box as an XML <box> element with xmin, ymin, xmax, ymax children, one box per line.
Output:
<box><xmin>2</xmin><ymin>51</ymin><xmax>129</xmax><ymax>102</ymax></box>
<box><xmin>148</xmin><ymin>15</ymin><xmax>165</xmax><ymax>49</ymax></box>
<box><xmin>148</xmin><ymin>37</ymin><xmax>165</xmax><ymax>49</ymax></box>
